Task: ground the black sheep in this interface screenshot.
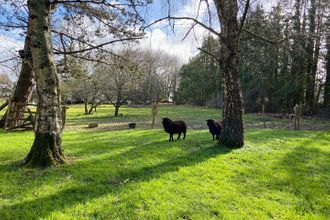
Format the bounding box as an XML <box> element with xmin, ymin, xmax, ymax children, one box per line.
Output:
<box><xmin>162</xmin><ymin>117</ymin><xmax>187</xmax><ymax>141</ymax></box>
<box><xmin>206</xmin><ymin>119</ymin><xmax>222</xmax><ymax>141</ymax></box>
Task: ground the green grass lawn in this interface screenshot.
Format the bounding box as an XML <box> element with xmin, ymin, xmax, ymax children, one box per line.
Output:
<box><xmin>0</xmin><ymin>104</ymin><xmax>329</xmax><ymax>219</ymax></box>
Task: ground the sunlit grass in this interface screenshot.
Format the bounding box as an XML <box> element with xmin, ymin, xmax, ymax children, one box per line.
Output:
<box><xmin>0</xmin><ymin>104</ymin><xmax>329</xmax><ymax>219</ymax></box>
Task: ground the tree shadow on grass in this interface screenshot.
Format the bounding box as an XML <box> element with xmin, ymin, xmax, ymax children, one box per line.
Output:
<box><xmin>271</xmin><ymin>144</ymin><xmax>330</xmax><ymax>215</ymax></box>
<box><xmin>63</xmin><ymin>129</ymin><xmax>167</xmax><ymax>157</ymax></box>
<box><xmin>1</xmin><ymin>136</ymin><xmax>231</xmax><ymax>219</ymax></box>
<box><xmin>82</xmin><ymin>139</ymin><xmax>232</xmax><ymax>182</ymax></box>
<box><xmin>231</xmin><ymin>131</ymin><xmax>329</xmax><ymax>217</ymax></box>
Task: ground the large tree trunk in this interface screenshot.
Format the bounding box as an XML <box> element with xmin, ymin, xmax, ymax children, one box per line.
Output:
<box><xmin>310</xmin><ymin>19</ymin><xmax>321</xmax><ymax>107</ymax></box>
<box><xmin>324</xmin><ymin>35</ymin><xmax>330</xmax><ymax>107</ymax></box>
<box><xmin>23</xmin><ymin>0</ymin><xmax>66</xmax><ymax>167</ymax></box>
<box><xmin>305</xmin><ymin>0</ymin><xmax>317</xmax><ymax>110</ymax></box>
<box><xmin>290</xmin><ymin>0</ymin><xmax>306</xmax><ymax>107</ymax></box>
<box><xmin>214</xmin><ymin>0</ymin><xmax>244</xmax><ymax>148</ymax></box>
<box><xmin>0</xmin><ymin>27</ymin><xmax>34</xmax><ymax>129</ymax></box>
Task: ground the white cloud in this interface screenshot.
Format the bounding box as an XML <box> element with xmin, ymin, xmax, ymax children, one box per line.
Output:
<box><xmin>139</xmin><ymin>0</ymin><xmax>215</xmax><ymax>64</ymax></box>
<box><xmin>0</xmin><ymin>35</ymin><xmax>23</xmax><ymax>79</ymax></box>
<box><xmin>139</xmin><ymin>27</ymin><xmax>209</xmax><ymax>64</ymax></box>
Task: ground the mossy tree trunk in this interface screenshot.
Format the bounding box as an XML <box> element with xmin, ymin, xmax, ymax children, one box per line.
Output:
<box><xmin>23</xmin><ymin>0</ymin><xmax>66</xmax><ymax>167</ymax></box>
<box><xmin>0</xmin><ymin>26</ymin><xmax>34</xmax><ymax>129</ymax></box>
<box><xmin>214</xmin><ymin>0</ymin><xmax>244</xmax><ymax>148</ymax></box>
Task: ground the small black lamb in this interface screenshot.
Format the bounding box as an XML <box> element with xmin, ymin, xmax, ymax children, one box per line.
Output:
<box><xmin>162</xmin><ymin>117</ymin><xmax>187</xmax><ymax>141</ymax></box>
<box><xmin>206</xmin><ymin>119</ymin><xmax>222</xmax><ymax>141</ymax></box>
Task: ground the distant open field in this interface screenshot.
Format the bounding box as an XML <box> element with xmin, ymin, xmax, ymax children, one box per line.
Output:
<box><xmin>0</xmin><ymin>104</ymin><xmax>329</xmax><ymax>219</ymax></box>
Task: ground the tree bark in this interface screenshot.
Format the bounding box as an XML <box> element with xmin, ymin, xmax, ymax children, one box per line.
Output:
<box><xmin>324</xmin><ymin>35</ymin><xmax>330</xmax><ymax>107</ymax></box>
<box><xmin>1</xmin><ymin>27</ymin><xmax>34</xmax><ymax>129</ymax></box>
<box><xmin>84</xmin><ymin>98</ymin><xmax>88</xmax><ymax>114</ymax></box>
<box><xmin>114</xmin><ymin>89</ymin><xmax>122</xmax><ymax>117</ymax></box>
<box><xmin>214</xmin><ymin>0</ymin><xmax>244</xmax><ymax>148</ymax></box>
<box><xmin>310</xmin><ymin>19</ymin><xmax>321</xmax><ymax>107</ymax></box>
<box><xmin>305</xmin><ymin>0</ymin><xmax>317</xmax><ymax>110</ymax></box>
<box><xmin>290</xmin><ymin>0</ymin><xmax>306</xmax><ymax>107</ymax></box>
<box><xmin>23</xmin><ymin>0</ymin><xmax>66</xmax><ymax>167</ymax></box>
<box><xmin>114</xmin><ymin>105</ymin><xmax>119</xmax><ymax>117</ymax></box>
<box><xmin>88</xmin><ymin>102</ymin><xmax>98</xmax><ymax>115</ymax></box>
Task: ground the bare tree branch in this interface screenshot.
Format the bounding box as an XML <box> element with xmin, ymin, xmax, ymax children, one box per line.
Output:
<box><xmin>58</xmin><ymin>52</ymin><xmax>111</xmax><ymax>65</ymax></box>
<box><xmin>53</xmin><ymin>0</ymin><xmax>144</xmax><ymax>8</ymax></box>
<box><xmin>143</xmin><ymin>16</ymin><xmax>220</xmax><ymax>36</ymax></box>
<box><xmin>197</xmin><ymin>47</ymin><xmax>222</xmax><ymax>63</ymax></box>
<box><xmin>0</xmin><ymin>56</ymin><xmax>20</xmax><ymax>65</ymax></box>
<box><xmin>243</xmin><ymin>28</ymin><xmax>284</xmax><ymax>44</ymax></box>
<box><xmin>53</xmin><ymin>37</ymin><xmax>144</xmax><ymax>55</ymax></box>
<box><xmin>238</xmin><ymin>0</ymin><xmax>250</xmax><ymax>37</ymax></box>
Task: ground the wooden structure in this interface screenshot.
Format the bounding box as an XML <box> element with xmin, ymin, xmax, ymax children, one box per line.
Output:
<box><xmin>3</xmin><ymin>99</ymin><xmax>36</xmax><ymax>131</ymax></box>
<box><xmin>1</xmin><ymin>99</ymin><xmax>68</xmax><ymax>131</ymax></box>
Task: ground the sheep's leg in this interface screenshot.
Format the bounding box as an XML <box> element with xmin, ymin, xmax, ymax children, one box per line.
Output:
<box><xmin>213</xmin><ymin>134</ymin><xmax>215</xmax><ymax>141</ymax></box>
<box><xmin>216</xmin><ymin>135</ymin><xmax>220</xmax><ymax>140</ymax></box>
<box><xmin>169</xmin><ymin>133</ymin><xmax>173</xmax><ymax>141</ymax></box>
<box><xmin>177</xmin><ymin>132</ymin><xmax>181</xmax><ymax>140</ymax></box>
<box><xmin>183</xmin><ymin>131</ymin><xmax>186</xmax><ymax>140</ymax></box>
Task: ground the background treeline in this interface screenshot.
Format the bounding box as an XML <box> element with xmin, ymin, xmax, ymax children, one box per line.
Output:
<box><xmin>176</xmin><ymin>1</ymin><xmax>330</xmax><ymax>114</ymax></box>
<box><xmin>59</xmin><ymin>48</ymin><xmax>179</xmax><ymax>116</ymax></box>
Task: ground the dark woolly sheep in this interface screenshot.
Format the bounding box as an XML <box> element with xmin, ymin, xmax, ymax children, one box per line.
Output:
<box><xmin>162</xmin><ymin>117</ymin><xmax>187</xmax><ymax>141</ymax></box>
<box><xmin>206</xmin><ymin>119</ymin><xmax>222</xmax><ymax>141</ymax></box>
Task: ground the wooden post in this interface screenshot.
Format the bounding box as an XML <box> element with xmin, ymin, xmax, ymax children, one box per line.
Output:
<box><xmin>293</xmin><ymin>104</ymin><xmax>301</xmax><ymax>130</ymax></box>
<box><xmin>298</xmin><ymin>104</ymin><xmax>301</xmax><ymax>128</ymax></box>
<box><xmin>151</xmin><ymin>100</ymin><xmax>158</xmax><ymax>129</ymax></box>
<box><xmin>262</xmin><ymin>97</ymin><xmax>268</xmax><ymax>128</ymax></box>
<box><xmin>262</xmin><ymin>103</ymin><xmax>266</xmax><ymax>128</ymax></box>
